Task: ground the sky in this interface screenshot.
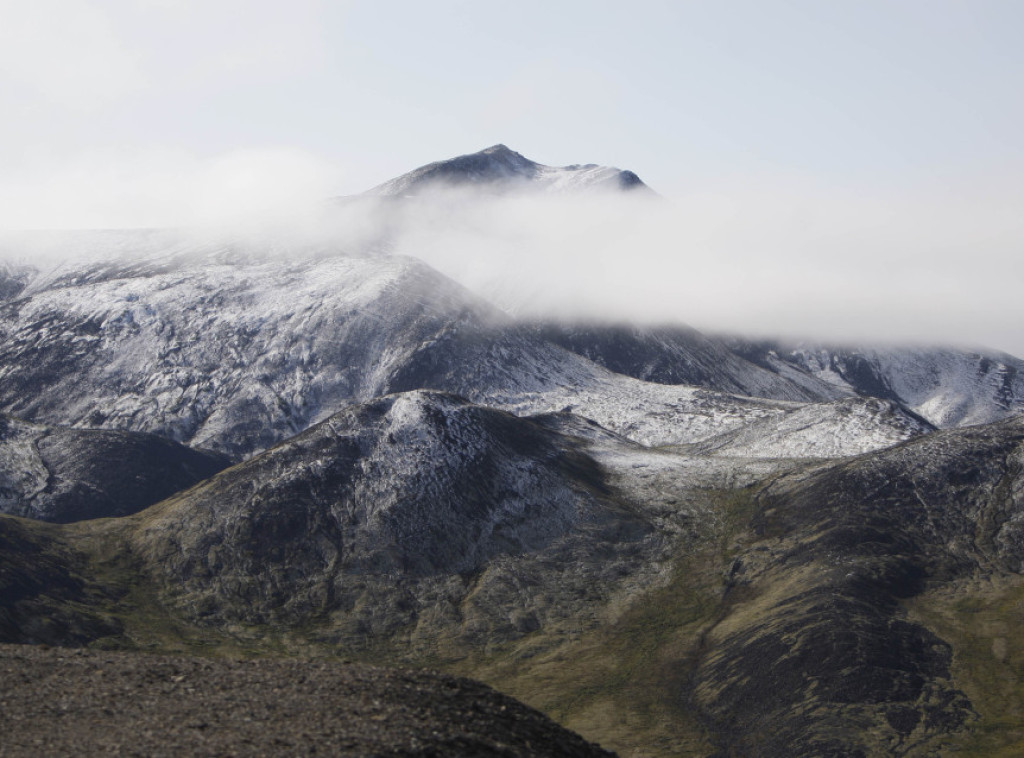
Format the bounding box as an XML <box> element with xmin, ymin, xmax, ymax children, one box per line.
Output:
<box><xmin>1</xmin><ymin>0</ymin><xmax>1023</xmax><ymax>353</ymax></box>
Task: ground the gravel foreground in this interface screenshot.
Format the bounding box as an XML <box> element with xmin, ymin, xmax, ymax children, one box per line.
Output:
<box><xmin>0</xmin><ymin>644</ymin><xmax>616</xmax><ymax>757</ymax></box>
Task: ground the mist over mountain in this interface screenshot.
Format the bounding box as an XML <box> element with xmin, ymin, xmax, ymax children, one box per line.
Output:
<box><xmin>2</xmin><ymin>145</ymin><xmax>1024</xmax><ymax>756</ymax></box>
<box><xmin>352</xmin><ymin>148</ymin><xmax>1024</xmax><ymax>359</ymax></box>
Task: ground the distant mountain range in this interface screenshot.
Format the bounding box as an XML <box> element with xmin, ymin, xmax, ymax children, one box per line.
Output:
<box><xmin>2</xmin><ymin>145</ymin><xmax>1024</xmax><ymax>756</ymax></box>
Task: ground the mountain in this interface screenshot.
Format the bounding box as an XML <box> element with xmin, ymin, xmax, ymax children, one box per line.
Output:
<box><xmin>6</xmin><ymin>401</ymin><xmax>1024</xmax><ymax>755</ymax></box>
<box><xmin>529</xmin><ymin>319</ymin><xmax>1024</xmax><ymax>431</ymax></box>
<box><xmin>501</xmin><ymin>378</ymin><xmax>930</xmax><ymax>455</ymax></box>
<box><xmin>0</xmin><ymin>387</ymin><xmax>931</xmax><ymax>648</ymax></box>
<box><xmin>364</xmin><ymin>144</ymin><xmax>651</xmax><ymax>197</ymax></box>
<box><xmin>731</xmin><ymin>340</ymin><xmax>1024</xmax><ymax>428</ymax></box>
<box><xmin>1</xmin><ymin>153</ymin><xmax>1016</xmax><ymax>457</ymax></box>
<box><xmin>4</xmin><ymin>146</ymin><xmax>1024</xmax><ymax>757</ymax></box>
<box><xmin>0</xmin><ymin>388</ymin><xmax>683</xmax><ymax>652</ymax></box>
<box><xmin>125</xmin><ymin>388</ymin><xmax>922</xmax><ymax>640</ymax></box>
<box><xmin>0</xmin><ymin>249</ymin><xmax>526</xmax><ymax>458</ymax></box>
<box><xmin>0</xmin><ymin>238</ymin><xmax>929</xmax><ymax>461</ymax></box>
<box><xmin>0</xmin><ymin>414</ymin><xmax>227</xmax><ymax>523</ymax></box>
<box><xmin>686</xmin><ymin>396</ymin><xmax>932</xmax><ymax>458</ymax></box>
<box><xmin>691</xmin><ymin>415</ymin><xmax>1024</xmax><ymax>756</ymax></box>
<box><xmin>528</xmin><ymin>320</ymin><xmax>847</xmax><ymax>402</ymax></box>
<box><xmin>129</xmin><ymin>390</ymin><xmax>633</xmax><ymax>628</ymax></box>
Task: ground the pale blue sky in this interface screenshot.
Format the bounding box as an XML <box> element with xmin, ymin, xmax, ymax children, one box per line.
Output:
<box><xmin>2</xmin><ymin>1</ymin><xmax>1023</xmax><ymax>352</ymax></box>
<box><xmin>2</xmin><ymin>0</ymin><xmax>1023</xmax><ymax>217</ymax></box>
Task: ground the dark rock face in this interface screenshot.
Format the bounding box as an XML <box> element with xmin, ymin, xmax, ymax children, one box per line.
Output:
<box><xmin>377</xmin><ymin>144</ymin><xmax>541</xmax><ymax>191</ymax></box>
<box><xmin>616</xmin><ymin>170</ymin><xmax>645</xmax><ymax>189</ymax></box>
<box><xmin>380</xmin><ymin>320</ymin><xmax>592</xmax><ymax>400</ymax></box>
<box><xmin>0</xmin><ymin>643</ymin><xmax>617</xmax><ymax>757</ymax></box>
<box><xmin>0</xmin><ymin>415</ymin><xmax>229</xmax><ymax>523</ymax></box>
<box><xmin>696</xmin><ymin>574</ymin><xmax>973</xmax><ymax>756</ymax></box>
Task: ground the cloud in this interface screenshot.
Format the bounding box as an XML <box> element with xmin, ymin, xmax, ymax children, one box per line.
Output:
<box><xmin>0</xmin><ymin>1</ymin><xmax>143</xmax><ymax>109</ymax></box>
<box><xmin>0</xmin><ymin>0</ymin><xmax>332</xmax><ymax>111</ymax></box>
<box><xmin>382</xmin><ymin>175</ymin><xmax>1024</xmax><ymax>356</ymax></box>
<box><xmin>0</xmin><ymin>146</ymin><xmax>342</xmax><ymax>229</ymax></box>
<box><xmin>125</xmin><ymin>0</ymin><xmax>331</xmax><ymax>91</ymax></box>
<box><xmin>3</xmin><ymin>149</ymin><xmax>1022</xmax><ymax>357</ymax></box>
<box><xmin>476</xmin><ymin>58</ymin><xmax>625</xmax><ymax>134</ymax></box>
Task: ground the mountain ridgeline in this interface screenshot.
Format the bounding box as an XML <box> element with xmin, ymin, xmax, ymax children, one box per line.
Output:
<box><xmin>363</xmin><ymin>144</ymin><xmax>653</xmax><ymax>197</ymax></box>
<box><xmin>1</xmin><ymin>145</ymin><xmax>1024</xmax><ymax>757</ymax></box>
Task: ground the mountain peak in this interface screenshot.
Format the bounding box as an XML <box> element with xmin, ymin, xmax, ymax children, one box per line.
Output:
<box><xmin>364</xmin><ymin>145</ymin><xmax>652</xmax><ymax>197</ymax></box>
<box><xmin>480</xmin><ymin>143</ymin><xmax>513</xmax><ymax>155</ymax></box>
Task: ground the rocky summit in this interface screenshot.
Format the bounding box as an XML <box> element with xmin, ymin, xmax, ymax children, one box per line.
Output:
<box><xmin>1</xmin><ymin>147</ymin><xmax>1024</xmax><ymax>756</ymax></box>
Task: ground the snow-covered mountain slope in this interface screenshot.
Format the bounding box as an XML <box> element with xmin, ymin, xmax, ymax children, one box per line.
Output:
<box><xmin>123</xmin><ymin>389</ymin><xmax>831</xmax><ymax>640</ymax></box>
<box><xmin>532</xmin><ymin>411</ymin><xmax>807</xmax><ymax>508</ymax></box>
<box><xmin>0</xmin><ymin>248</ymin><xmax>528</xmax><ymax>457</ymax></box>
<box><xmin>502</xmin><ymin>382</ymin><xmax>928</xmax><ymax>456</ymax></box>
<box><xmin>129</xmin><ymin>390</ymin><xmax>662</xmax><ymax>628</ymax></box>
<box><xmin>688</xmin><ymin>397</ymin><xmax>933</xmax><ymax>459</ymax></box>
<box><xmin>334</xmin><ymin>300</ymin><xmax>925</xmax><ymax>455</ymax></box>
<box><xmin>0</xmin><ymin>243</ymin><xmax>635</xmax><ymax>457</ymax></box>
<box><xmin>733</xmin><ymin>341</ymin><xmax>1024</xmax><ymax>428</ymax></box>
<box><xmin>0</xmin><ymin>238</ymin><xmax>924</xmax><ymax>461</ymax></box>
<box><xmin>363</xmin><ymin>144</ymin><xmax>651</xmax><ymax>197</ymax></box>
<box><xmin>0</xmin><ymin>414</ymin><xmax>227</xmax><ymax>523</ymax></box>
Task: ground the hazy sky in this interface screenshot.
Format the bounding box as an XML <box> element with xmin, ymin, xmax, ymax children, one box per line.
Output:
<box><xmin>1</xmin><ymin>0</ymin><xmax>1023</xmax><ymax>352</ymax></box>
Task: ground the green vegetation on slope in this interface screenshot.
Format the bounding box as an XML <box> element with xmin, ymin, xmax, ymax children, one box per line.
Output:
<box><xmin>445</xmin><ymin>489</ymin><xmax>759</xmax><ymax>758</ymax></box>
<box><xmin>908</xmin><ymin>576</ymin><xmax>1024</xmax><ymax>757</ymax></box>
